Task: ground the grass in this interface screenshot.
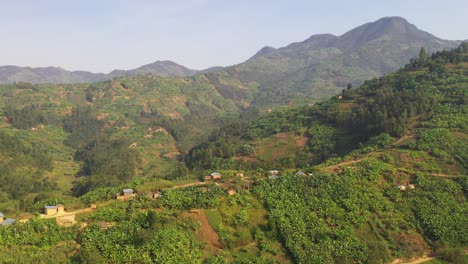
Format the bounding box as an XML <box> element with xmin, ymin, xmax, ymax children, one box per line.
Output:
<box><xmin>205</xmin><ymin>209</ymin><xmax>223</xmax><ymax>230</ymax></box>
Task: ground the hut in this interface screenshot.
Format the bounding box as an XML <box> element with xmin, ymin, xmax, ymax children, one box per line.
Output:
<box><xmin>211</xmin><ymin>172</ymin><xmax>222</xmax><ymax>180</ymax></box>
<box><xmin>0</xmin><ymin>212</ymin><xmax>4</xmax><ymax>224</ymax></box>
<box><xmin>227</xmin><ymin>189</ymin><xmax>237</xmax><ymax>196</ymax></box>
<box><xmin>44</xmin><ymin>205</ymin><xmax>58</xmax><ymax>216</ymax></box>
<box><xmin>398</xmin><ymin>185</ymin><xmax>407</xmax><ymax>191</ymax></box>
<box><xmin>122</xmin><ymin>189</ymin><xmax>134</xmax><ymax>196</ymax></box>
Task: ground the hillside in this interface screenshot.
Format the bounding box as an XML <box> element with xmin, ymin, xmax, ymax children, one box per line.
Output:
<box><xmin>0</xmin><ymin>44</ymin><xmax>466</xmax><ymax>263</ymax></box>
<box><xmin>0</xmin><ymin>60</ymin><xmax>198</xmax><ymax>84</ymax></box>
<box><xmin>206</xmin><ymin>17</ymin><xmax>459</xmax><ymax>107</ymax></box>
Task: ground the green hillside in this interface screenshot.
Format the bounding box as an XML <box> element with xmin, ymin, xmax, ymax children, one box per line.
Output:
<box><xmin>0</xmin><ymin>44</ymin><xmax>465</xmax><ymax>263</ymax></box>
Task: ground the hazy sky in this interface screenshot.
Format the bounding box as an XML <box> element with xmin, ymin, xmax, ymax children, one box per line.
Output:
<box><xmin>1</xmin><ymin>0</ymin><xmax>467</xmax><ymax>72</ymax></box>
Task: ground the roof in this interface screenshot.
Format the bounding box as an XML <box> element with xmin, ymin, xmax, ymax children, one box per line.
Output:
<box><xmin>56</xmin><ymin>204</ymin><xmax>65</xmax><ymax>208</ymax></box>
<box><xmin>45</xmin><ymin>206</ymin><xmax>58</xmax><ymax>209</ymax></box>
<box><xmin>1</xmin><ymin>218</ymin><xmax>16</xmax><ymax>226</ymax></box>
<box><xmin>269</xmin><ymin>175</ymin><xmax>278</xmax><ymax>179</ymax></box>
<box><xmin>123</xmin><ymin>188</ymin><xmax>134</xmax><ymax>193</ymax></box>
<box><xmin>210</xmin><ymin>172</ymin><xmax>221</xmax><ymax>176</ymax></box>
<box><xmin>0</xmin><ymin>212</ymin><xmax>4</xmax><ymax>218</ymax></box>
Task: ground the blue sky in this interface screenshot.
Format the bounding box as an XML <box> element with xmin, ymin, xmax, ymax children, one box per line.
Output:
<box><xmin>1</xmin><ymin>0</ymin><xmax>467</xmax><ymax>72</ymax></box>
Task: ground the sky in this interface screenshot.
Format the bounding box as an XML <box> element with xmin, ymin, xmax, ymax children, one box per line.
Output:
<box><xmin>1</xmin><ymin>0</ymin><xmax>467</xmax><ymax>73</ymax></box>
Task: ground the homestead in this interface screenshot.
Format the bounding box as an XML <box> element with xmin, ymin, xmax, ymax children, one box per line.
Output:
<box><xmin>0</xmin><ymin>212</ymin><xmax>16</xmax><ymax>226</ymax></box>
<box><xmin>44</xmin><ymin>204</ymin><xmax>66</xmax><ymax>216</ymax></box>
<box><xmin>117</xmin><ymin>188</ymin><xmax>136</xmax><ymax>200</ymax></box>
<box><xmin>205</xmin><ymin>172</ymin><xmax>222</xmax><ymax>181</ymax></box>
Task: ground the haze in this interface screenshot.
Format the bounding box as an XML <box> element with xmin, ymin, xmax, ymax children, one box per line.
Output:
<box><xmin>1</xmin><ymin>0</ymin><xmax>467</xmax><ymax>72</ymax></box>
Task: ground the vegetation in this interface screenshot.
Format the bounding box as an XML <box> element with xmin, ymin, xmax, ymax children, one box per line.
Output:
<box><xmin>0</xmin><ymin>44</ymin><xmax>466</xmax><ymax>263</ymax></box>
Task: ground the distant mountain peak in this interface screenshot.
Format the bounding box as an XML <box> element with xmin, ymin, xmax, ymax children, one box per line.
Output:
<box><xmin>250</xmin><ymin>46</ymin><xmax>277</xmax><ymax>59</ymax></box>
<box><xmin>337</xmin><ymin>16</ymin><xmax>442</xmax><ymax>50</ymax></box>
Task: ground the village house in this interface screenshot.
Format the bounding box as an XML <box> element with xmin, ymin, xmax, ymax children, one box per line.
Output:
<box><xmin>269</xmin><ymin>170</ymin><xmax>279</xmax><ymax>175</ymax></box>
<box><xmin>0</xmin><ymin>212</ymin><xmax>16</xmax><ymax>226</ymax></box>
<box><xmin>227</xmin><ymin>189</ymin><xmax>237</xmax><ymax>196</ymax></box>
<box><xmin>236</xmin><ymin>173</ymin><xmax>244</xmax><ymax>177</ymax></box>
<box><xmin>398</xmin><ymin>185</ymin><xmax>407</xmax><ymax>191</ymax></box>
<box><xmin>122</xmin><ymin>188</ymin><xmax>134</xmax><ymax>196</ymax></box>
<box><xmin>296</xmin><ymin>170</ymin><xmax>307</xmax><ymax>176</ymax></box>
<box><xmin>211</xmin><ymin>172</ymin><xmax>222</xmax><ymax>180</ymax></box>
<box><xmin>147</xmin><ymin>191</ymin><xmax>161</xmax><ymax>199</ymax></box>
<box><xmin>44</xmin><ymin>204</ymin><xmax>65</xmax><ymax>216</ymax></box>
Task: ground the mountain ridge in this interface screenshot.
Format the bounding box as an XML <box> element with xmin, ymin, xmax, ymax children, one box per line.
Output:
<box><xmin>0</xmin><ymin>60</ymin><xmax>199</xmax><ymax>84</ymax></box>
<box><xmin>0</xmin><ymin>16</ymin><xmax>461</xmax><ymax>86</ymax></box>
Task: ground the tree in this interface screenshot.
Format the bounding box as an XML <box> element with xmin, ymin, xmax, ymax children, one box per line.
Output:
<box><xmin>419</xmin><ymin>47</ymin><xmax>427</xmax><ymax>63</ymax></box>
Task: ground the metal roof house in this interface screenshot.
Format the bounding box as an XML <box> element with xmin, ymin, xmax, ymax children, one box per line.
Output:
<box><xmin>122</xmin><ymin>188</ymin><xmax>134</xmax><ymax>196</ymax></box>
<box><xmin>0</xmin><ymin>212</ymin><xmax>16</xmax><ymax>226</ymax></box>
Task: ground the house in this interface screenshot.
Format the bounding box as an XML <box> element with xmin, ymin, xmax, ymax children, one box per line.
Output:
<box><xmin>268</xmin><ymin>170</ymin><xmax>279</xmax><ymax>175</ymax></box>
<box><xmin>122</xmin><ymin>188</ymin><xmax>134</xmax><ymax>196</ymax></box>
<box><xmin>236</xmin><ymin>173</ymin><xmax>244</xmax><ymax>177</ymax></box>
<box><xmin>227</xmin><ymin>189</ymin><xmax>237</xmax><ymax>196</ymax></box>
<box><xmin>148</xmin><ymin>191</ymin><xmax>161</xmax><ymax>199</ymax></box>
<box><xmin>44</xmin><ymin>204</ymin><xmax>66</xmax><ymax>216</ymax></box>
<box><xmin>269</xmin><ymin>174</ymin><xmax>279</xmax><ymax>180</ymax></box>
<box><xmin>296</xmin><ymin>170</ymin><xmax>307</xmax><ymax>176</ymax></box>
<box><xmin>408</xmin><ymin>184</ymin><xmax>416</xmax><ymax>189</ymax></box>
<box><xmin>44</xmin><ymin>205</ymin><xmax>58</xmax><ymax>216</ymax></box>
<box><xmin>398</xmin><ymin>185</ymin><xmax>407</xmax><ymax>191</ymax></box>
<box><xmin>0</xmin><ymin>213</ymin><xmax>16</xmax><ymax>226</ymax></box>
<box><xmin>210</xmin><ymin>172</ymin><xmax>222</xmax><ymax>180</ymax></box>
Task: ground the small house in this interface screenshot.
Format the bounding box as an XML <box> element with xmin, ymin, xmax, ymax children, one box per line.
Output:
<box><xmin>1</xmin><ymin>218</ymin><xmax>16</xmax><ymax>226</ymax></box>
<box><xmin>0</xmin><ymin>212</ymin><xmax>4</xmax><ymax>224</ymax></box>
<box><xmin>398</xmin><ymin>185</ymin><xmax>407</xmax><ymax>191</ymax></box>
<box><xmin>408</xmin><ymin>184</ymin><xmax>416</xmax><ymax>189</ymax></box>
<box><xmin>268</xmin><ymin>170</ymin><xmax>279</xmax><ymax>175</ymax></box>
<box><xmin>44</xmin><ymin>205</ymin><xmax>58</xmax><ymax>216</ymax></box>
<box><xmin>269</xmin><ymin>174</ymin><xmax>279</xmax><ymax>180</ymax></box>
<box><xmin>122</xmin><ymin>189</ymin><xmax>134</xmax><ymax>196</ymax></box>
<box><xmin>227</xmin><ymin>189</ymin><xmax>237</xmax><ymax>196</ymax></box>
<box><xmin>44</xmin><ymin>204</ymin><xmax>66</xmax><ymax>216</ymax></box>
<box><xmin>296</xmin><ymin>170</ymin><xmax>306</xmax><ymax>176</ymax></box>
<box><xmin>148</xmin><ymin>191</ymin><xmax>161</xmax><ymax>199</ymax></box>
<box><xmin>236</xmin><ymin>173</ymin><xmax>244</xmax><ymax>177</ymax></box>
<box><xmin>211</xmin><ymin>172</ymin><xmax>222</xmax><ymax>180</ymax></box>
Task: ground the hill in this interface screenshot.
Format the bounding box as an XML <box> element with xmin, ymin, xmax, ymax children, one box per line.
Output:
<box><xmin>206</xmin><ymin>17</ymin><xmax>459</xmax><ymax>107</ymax></box>
<box><xmin>0</xmin><ymin>43</ymin><xmax>466</xmax><ymax>264</ymax></box>
<box><xmin>185</xmin><ymin>43</ymin><xmax>468</xmax><ymax>174</ymax></box>
<box><xmin>0</xmin><ymin>60</ymin><xmax>198</xmax><ymax>84</ymax></box>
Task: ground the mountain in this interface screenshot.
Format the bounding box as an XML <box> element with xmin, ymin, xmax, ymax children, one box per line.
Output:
<box><xmin>0</xmin><ymin>60</ymin><xmax>198</xmax><ymax>84</ymax></box>
<box><xmin>205</xmin><ymin>16</ymin><xmax>460</xmax><ymax>107</ymax></box>
<box><xmin>109</xmin><ymin>60</ymin><xmax>197</xmax><ymax>78</ymax></box>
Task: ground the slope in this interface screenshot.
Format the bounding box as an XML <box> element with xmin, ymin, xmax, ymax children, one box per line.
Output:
<box><xmin>206</xmin><ymin>16</ymin><xmax>459</xmax><ymax>108</ymax></box>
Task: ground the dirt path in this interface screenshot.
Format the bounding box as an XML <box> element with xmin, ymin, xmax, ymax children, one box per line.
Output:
<box><xmin>430</xmin><ymin>173</ymin><xmax>466</xmax><ymax>178</ymax></box>
<box><xmin>391</xmin><ymin>256</ymin><xmax>435</xmax><ymax>264</ymax></box>
<box><xmin>184</xmin><ymin>209</ymin><xmax>222</xmax><ymax>253</ymax></box>
<box><xmin>325</xmin><ymin>157</ymin><xmax>368</xmax><ymax>172</ymax></box>
<box><xmin>169</xmin><ymin>181</ymin><xmax>212</xmax><ymax>190</ymax></box>
<box><xmin>393</xmin><ymin>134</ymin><xmax>415</xmax><ymax>146</ymax></box>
